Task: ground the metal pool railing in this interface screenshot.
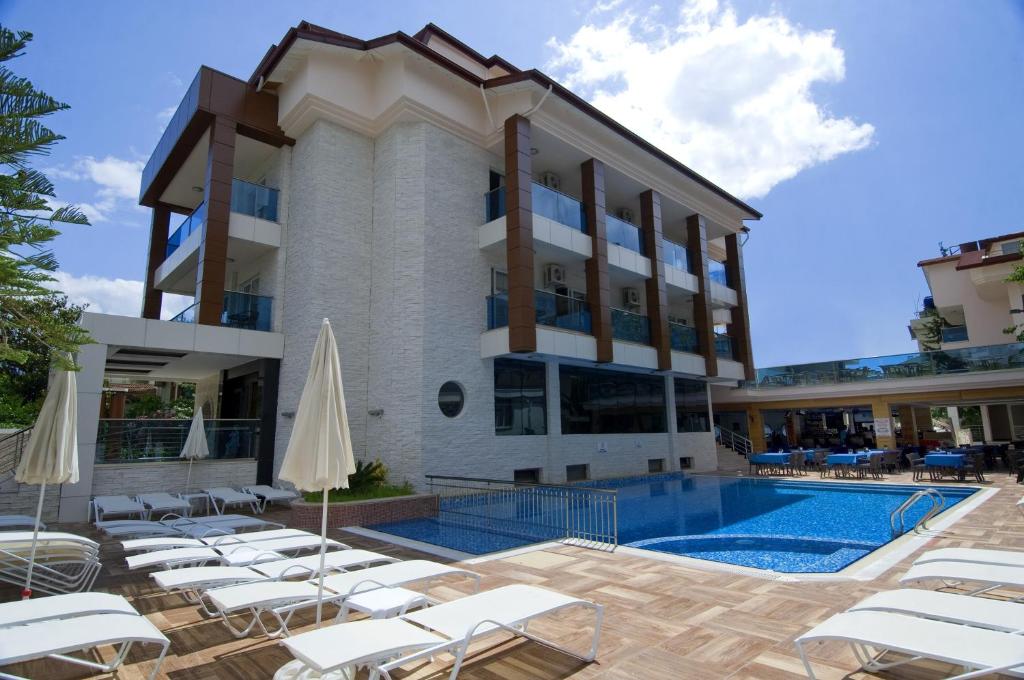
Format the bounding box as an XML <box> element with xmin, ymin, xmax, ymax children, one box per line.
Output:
<box><xmin>425</xmin><ymin>475</ymin><xmax>618</xmax><ymax>551</ymax></box>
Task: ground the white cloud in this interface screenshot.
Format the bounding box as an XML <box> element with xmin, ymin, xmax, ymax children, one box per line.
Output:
<box><xmin>47</xmin><ymin>155</ymin><xmax>144</xmax><ymax>222</ymax></box>
<box><xmin>547</xmin><ymin>0</ymin><xmax>874</xmax><ymax>199</ymax></box>
<box><xmin>47</xmin><ymin>272</ymin><xmax>192</xmax><ymax>320</ymax></box>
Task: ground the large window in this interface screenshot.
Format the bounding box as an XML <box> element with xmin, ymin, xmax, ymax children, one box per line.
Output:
<box><xmin>494</xmin><ymin>359</ymin><xmax>547</xmax><ymax>435</ymax></box>
<box><xmin>675</xmin><ymin>377</ymin><xmax>710</xmax><ymax>432</ymax></box>
<box><xmin>560</xmin><ymin>365</ymin><xmax>666</xmax><ymax>434</ymax></box>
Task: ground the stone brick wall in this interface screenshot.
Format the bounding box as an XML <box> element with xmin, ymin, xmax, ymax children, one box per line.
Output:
<box><xmin>91</xmin><ymin>459</ymin><xmax>257</xmax><ymax>496</ymax></box>
<box><xmin>289</xmin><ymin>494</ymin><xmax>439</xmax><ymax>530</ymax></box>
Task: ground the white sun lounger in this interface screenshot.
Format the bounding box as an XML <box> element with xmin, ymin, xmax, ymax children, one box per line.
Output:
<box><xmin>0</xmin><ymin>612</ymin><xmax>170</xmax><ymax>680</ymax></box>
<box><xmin>152</xmin><ymin>549</ymin><xmax>398</xmax><ymax>608</ymax></box>
<box><xmin>242</xmin><ymin>485</ymin><xmax>300</xmax><ymax>512</ymax></box>
<box><xmin>915</xmin><ymin>547</ymin><xmax>1024</xmax><ymax>569</ymax></box>
<box><xmin>847</xmin><ymin>588</ymin><xmax>1024</xmax><ymax>633</ymax></box>
<box><xmin>99</xmin><ymin>513</ymin><xmax>283</xmax><ymax>539</ymax></box>
<box><xmin>0</xmin><ymin>515</ymin><xmax>45</xmax><ymax>531</ymax></box>
<box><xmin>205</xmin><ymin>487</ymin><xmax>260</xmax><ymax>514</ymax></box>
<box><xmin>204</xmin><ymin>559</ymin><xmax>481</xmax><ymax>638</ymax></box>
<box><xmin>277</xmin><ymin>584</ymin><xmax>603</xmax><ymax>680</ymax></box>
<box><xmin>90</xmin><ymin>495</ymin><xmax>148</xmax><ymax>522</ymax></box>
<box><xmin>900</xmin><ymin>560</ymin><xmax>1024</xmax><ymax>601</ymax></box>
<box><xmin>126</xmin><ymin>535</ymin><xmax>348</xmax><ymax>571</ymax></box>
<box><xmin>0</xmin><ymin>532</ymin><xmax>102</xmax><ymax>595</ymax></box>
<box><xmin>0</xmin><ymin>592</ymin><xmax>137</xmax><ymax>628</ymax></box>
<box><xmin>135</xmin><ymin>492</ymin><xmax>191</xmax><ymax>517</ymax></box>
<box><xmin>794</xmin><ymin>610</ymin><xmax>1024</xmax><ymax>679</ymax></box>
<box><xmin>121</xmin><ymin>527</ymin><xmax>311</xmax><ymax>553</ymax></box>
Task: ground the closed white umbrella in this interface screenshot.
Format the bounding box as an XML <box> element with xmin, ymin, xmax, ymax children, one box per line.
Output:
<box><xmin>180</xmin><ymin>409</ymin><xmax>210</xmax><ymax>495</ymax></box>
<box><xmin>279</xmin><ymin>318</ymin><xmax>355</xmax><ymax>626</ymax></box>
<box><xmin>14</xmin><ymin>367</ymin><xmax>78</xmax><ymax>599</ymax></box>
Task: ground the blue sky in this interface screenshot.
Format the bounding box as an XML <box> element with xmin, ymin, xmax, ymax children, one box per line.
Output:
<box><xmin>1</xmin><ymin>0</ymin><xmax>1022</xmax><ymax>366</ymax></box>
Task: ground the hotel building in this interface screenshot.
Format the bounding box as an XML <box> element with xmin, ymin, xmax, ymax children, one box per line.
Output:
<box><xmin>4</xmin><ymin>23</ymin><xmax>763</xmax><ymax>521</ymax></box>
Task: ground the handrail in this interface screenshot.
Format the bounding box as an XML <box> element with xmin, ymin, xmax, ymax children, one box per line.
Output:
<box><xmin>424</xmin><ymin>474</ymin><xmax>617</xmax><ymax>495</ymax></box>
<box><xmin>717</xmin><ymin>428</ymin><xmax>753</xmax><ymax>456</ymax></box>
<box><xmin>890</xmin><ymin>488</ymin><xmax>945</xmax><ymax>537</ymax></box>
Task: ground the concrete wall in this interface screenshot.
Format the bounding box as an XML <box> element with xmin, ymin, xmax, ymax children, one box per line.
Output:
<box><xmin>924</xmin><ymin>260</ymin><xmax>1016</xmax><ymax>348</ymax></box>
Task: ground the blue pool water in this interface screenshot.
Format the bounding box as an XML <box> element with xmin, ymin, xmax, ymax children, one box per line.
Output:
<box><xmin>369</xmin><ymin>474</ymin><xmax>977</xmax><ymax>572</ymax></box>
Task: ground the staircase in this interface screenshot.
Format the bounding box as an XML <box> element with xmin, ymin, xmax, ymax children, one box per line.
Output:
<box><xmin>715</xmin><ymin>428</ymin><xmax>752</xmax><ymax>472</ymax></box>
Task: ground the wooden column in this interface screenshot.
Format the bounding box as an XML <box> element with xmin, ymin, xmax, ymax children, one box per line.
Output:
<box><xmin>505</xmin><ymin>114</ymin><xmax>536</xmax><ymax>353</ymax></box>
<box><xmin>142</xmin><ymin>204</ymin><xmax>171</xmax><ymax>319</ymax></box>
<box><xmin>581</xmin><ymin>159</ymin><xmax>612</xmax><ymax>362</ymax></box>
<box><xmin>725</xmin><ymin>232</ymin><xmax>755</xmax><ymax>380</ymax></box>
<box><xmin>641</xmin><ymin>190</ymin><xmax>671</xmax><ymax>370</ymax></box>
<box><xmin>686</xmin><ymin>213</ymin><xmax>718</xmax><ymax>377</ymax></box>
<box><xmin>195</xmin><ymin>117</ymin><xmax>236</xmax><ymax>326</ymax></box>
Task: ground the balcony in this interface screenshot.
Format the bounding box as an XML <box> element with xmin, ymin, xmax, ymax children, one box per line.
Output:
<box><xmin>487</xmin><ymin>290</ymin><xmax>591</xmax><ymax>334</ymax></box>
<box><xmin>165</xmin><ymin>179</ymin><xmax>279</xmax><ymax>260</ymax></box>
<box><xmin>171</xmin><ymin>290</ymin><xmax>274</xmax><ymax>332</ymax></box>
<box><xmin>605</xmin><ymin>214</ymin><xmax>644</xmax><ymax>255</ymax></box>
<box><xmin>664</xmin><ymin>239</ymin><xmax>690</xmax><ymax>272</ymax></box>
<box><xmin>751</xmin><ymin>342</ymin><xmax>1024</xmax><ymax>388</ymax></box>
<box><xmin>670</xmin><ymin>321</ymin><xmax>698</xmax><ymax>353</ymax></box>
<box><xmin>484</xmin><ymin>183</ymin><xmax>586</xmax><ymax>233</ymax></box>
<box><xmin>166</xmin><ymin>201</ymin><xmax>206</xmax><ymax>258</ymax></box>
<box><xmin>708</xmin><ymin>260</ymin><xmax>728</xmax><ymax>286</ymax></box>
<box><xmin>611</xmin><ymin>308</ymin><xmax>650</xmax><ymax>344</ymax></box>
<box><xmin>941</xmin><ymin>325</ymin><xmax>969</xmax><ymax>343</ymax></box>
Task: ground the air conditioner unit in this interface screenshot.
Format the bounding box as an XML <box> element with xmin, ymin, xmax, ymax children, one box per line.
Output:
<box><xmin>616</xmin><ymin>207</ymin><xmax>634</xmax><ymax>223</ymax></box>
<box><xmin>543</xmin><ymin>263</ymin><xmax>567</xmax><ymax>288</ymax></box>
<box><xmin>622</xmin><ymin>287</ymin><xmax>641</xmax><ymax>308</ymax></box>
<box><xmin>540</xmin><ymin>171</ymin><xmax>561</xmax><ymax>190</ymax></box>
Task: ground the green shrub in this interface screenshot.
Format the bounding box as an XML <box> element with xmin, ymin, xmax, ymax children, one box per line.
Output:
<box><xmin>348</xmin><ymin>458</ymin><xmax>387</xmax><ymax>491</ymax></box>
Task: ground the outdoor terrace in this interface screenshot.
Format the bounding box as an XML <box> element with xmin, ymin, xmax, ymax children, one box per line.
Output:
<box><xmin>1</xmin><ymin>471</ymin><xmax>1021</xmax><ymax>679</ymax></box>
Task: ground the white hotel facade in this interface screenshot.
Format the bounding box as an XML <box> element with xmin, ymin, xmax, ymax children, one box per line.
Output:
<box><xmin>6</xmin><ymin>23</ymin><xmax>763</xmax><ymax>521</ymax></box>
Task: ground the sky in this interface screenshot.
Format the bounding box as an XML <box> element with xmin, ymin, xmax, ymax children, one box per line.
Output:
<box><xmin>1</xmin><ymin>0</ymin><xmax>1022</xmax><ymax>367</ymax></box>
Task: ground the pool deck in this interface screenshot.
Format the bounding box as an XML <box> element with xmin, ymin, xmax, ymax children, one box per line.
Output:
<box><xmin>2</xmin><ymin>470</ymin><xmax>1022</xmax><ymax>679</ymax></box>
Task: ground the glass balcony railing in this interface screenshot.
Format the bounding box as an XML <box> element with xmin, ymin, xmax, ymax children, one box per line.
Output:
<box><xmin>714</xmin><ymin>333</ymin><xmax>734</xmax><ymax>359</ymax></box>
<box><xmin>169</xmin><ymin>291</ymin><xmax>273</xmax><ymax>332</ymax></box>
<box><xmin>751</xmin><ymin>342</ymin><xmax>1024</xmax><ymax>389</ymax></box>
<box><xmin>96</xmin><ymin>418</ymin><xmax>258</xmax><ymax>463</ymax></box>
<box><xmin>483</xmin><ymin>183</ymin><xmax>587</xmax><ymax>233</ymax></box>
<box><xmin>664</xmin><ymin>239</ymin><xmax>689</xmax><ymax>272</ymax></box>
<box><xmin>231</xmin><ymin>178</ymin><xmax>279</xmax><ymax>222</ymax></box>
<box><xmin>708</xmin><ymin>260</ymin><xmax>729</xmax><ymax>286</ymax></box>
<box><xmin>670</xmin><ymin>321</ymin><xmax>698</xmax><ymax>353</ymax></box>
<box><xmin>941</xmin><ymin>325</ymin><xmax>969</xmax><ymax>343</ymax></box>
<box><xmin>606</xmin><ymin>214</ymin><xmax>644</xmax><ymax>254</ymax></box>
<box><xmin>487</xmin><ymin>290</ymin><xmax>591</xmax><ymax>334</ymax></box>
<box><xmin>165</xmin><ymin>201</ymin><xmax>206</xmax><ymax>258</ymax></box>
<box><xmin>611</xmin><ymin>308</ymin><xmax>650</xmax><ymax>344</ymax></box>
<box><xmin>221</xmin><ymin>290</ymin><xmax>273</xmax><ymax>331</ymax></box>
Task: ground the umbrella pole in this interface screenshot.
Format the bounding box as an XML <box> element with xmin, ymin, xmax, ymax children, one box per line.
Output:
<box><xmin>315</xmin><ymin>486</ymin><xmax>328</xmax><ymax>626</ymax></box>
<box><xmin>22</xmin><ymin>482</ymin><xmax>45</xmax><ymax>600</ymax></box>
<box><xmin>185</xmin><ymin>458</ymin><xmax>194</xmax><ymax>495</ymax></box>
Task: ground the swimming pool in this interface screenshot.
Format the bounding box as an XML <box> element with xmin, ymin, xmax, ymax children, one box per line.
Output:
<box><xmin>368</xmin><ymin>474</ymin><xmax>978</xmax><ymax>572</ymax></box>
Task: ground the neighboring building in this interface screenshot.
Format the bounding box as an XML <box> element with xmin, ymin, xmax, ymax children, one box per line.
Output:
<box><xmin>10</xmin><ymin>22</ymin><xmax>763</xmax><ymax>521</ymax></box>
<box><xmin>715</xmin><ymin>233</ymin><xmax>1024</xmax><ymax>453</ymax></box>
<box><xmin>909</xmin><ymin>233</ymin><xmax>1024</xmax><ymax>351</ymax></box>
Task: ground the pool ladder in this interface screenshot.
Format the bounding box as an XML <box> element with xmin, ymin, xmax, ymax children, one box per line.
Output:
<box><xmin>890</xmin><ymin>488</ymin><xmax>946</xmax><ymax>538</ymax></box>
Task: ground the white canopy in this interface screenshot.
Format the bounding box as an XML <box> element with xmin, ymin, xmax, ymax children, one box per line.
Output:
<box><xmin>179</xmin><ymin>409</ymin><xmax>210</xmax><ymax>461</ymax></box>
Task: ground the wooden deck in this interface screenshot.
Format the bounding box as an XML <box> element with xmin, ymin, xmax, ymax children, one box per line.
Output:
<box><xmin>2</xmin><ymin>471</ymin><xmax>1022</xmax><ymax>680</ymax></box>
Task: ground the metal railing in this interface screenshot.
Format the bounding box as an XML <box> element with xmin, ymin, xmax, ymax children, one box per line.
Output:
<box><xmin>95</xmin><ymin>419</ymin><xmax>259</xmax><ymax>463</ymax></box>
<box><xmin>0</xmin><ymin>426</ymin><xmax>32</xmax><ymax>482</ymax></box>
<box><xmin>717</xmin><ymin>427</ymin><xmax>753</xmax><ymax>456</ymax></box>
<box><xmin>425</xmin><ymin>475</ymin><xmax>618</xmax><ymax>551</ymax></box>
<box><xmin>890</xmin><ymin>488</ymin><xmax>945</xmax><ymax>538</ymax></box>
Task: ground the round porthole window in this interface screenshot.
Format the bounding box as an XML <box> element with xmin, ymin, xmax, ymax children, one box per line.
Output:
<box><xmin>438</xmin><ymin>381</ymin><xmax>465</xmax><ymax>418</ymax></box>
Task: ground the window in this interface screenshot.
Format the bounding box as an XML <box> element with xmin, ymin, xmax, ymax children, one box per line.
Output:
<box><xmin>494</xmin><ymin>359</ymin><xmax>547</xmax><ymax>435</ymax></box>
<box><xmin>679</xmin><ymin>457</ymin><xmax>693</xmax><ymax>469</ymax></box>
<box><xmin>513</xmin><ymin>468</ymin><xmax>540</xmax><ymax>484</ymax></box>
<box><xmin>675</xmin><ymin>378</ymin><xmax>710</xmax><ymax>432</ymax></box>
<box><xmin>560</xmin><ymin>365</ymin><xmax>666</xmax><ymax>434</ymax></box>
<box><xmin>647</xmin><ymin>458</ymin><xmax>665</xmax><ymax>473</ymax></box>
<box><xmin>437</xmin><ymin>382</ymin><xmax>465</xmax><ymax>418</ymax></box>
<box><xmin>566</xmin><ymin>464</ymin><xmax>589</xmax><ymax>482</ymax></box>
